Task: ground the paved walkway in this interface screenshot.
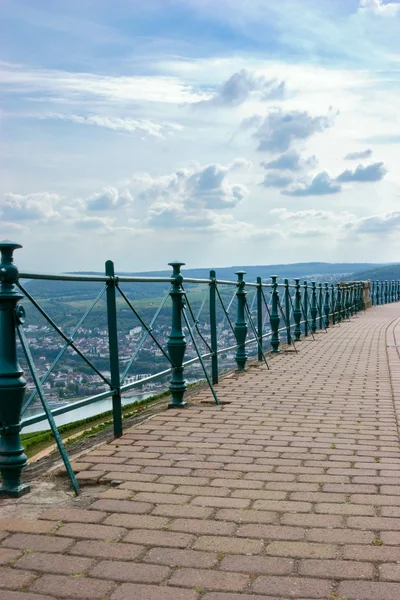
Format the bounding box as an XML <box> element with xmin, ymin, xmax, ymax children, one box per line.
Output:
<box><xmin>2</xmin><ymin>304</ymin><xmax>400</xmax><ymax>600</ymax></box>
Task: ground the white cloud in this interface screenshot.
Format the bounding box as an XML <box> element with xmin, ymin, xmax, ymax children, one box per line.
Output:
<box><xmin>243</xmin><ymin>109</ymin><xmax>335</xmax><ymax>153</ymax></box>
<box><xmin>261</xmin><ymin>172</ymin><xmax>294</xmax><ymax>188</ymax></box>
<box><xmin>132</xmin><ymin>161</ymin><xmax>249</xmax><ymax>229</ymax></box>
<box><xmin>0</xmin><ymin>62</ymin><xmax>207</xmax><ymax>104</ymax></box>
<box><xmin>336</xmin><ymin>161</ymin><xmax>387</xmax><ymax>182</ymax></box>
<box><xmin>282</xmin><ymin>172</ymin><xmax>341</xmax><ymax>196</ymax></box>
<box><xmin>271</xmin><ymin>208</ymin><xmax>357</xmax><ymax>224</ymax></box>
<box><xmin>261</xmin><ymin>150</ymin><xmax>317</xmax><ymax>171</ymax></box>
<box><xmin>354</xmin><ymin>211</ymin><xmax>400</xmax><ymax>234</ymax></box>
<box><xmin>345</xmin><ymin>149</ymin><xmax>373</xmax><ymax>160</ymax></box>
<box><xmin>0</xmin><ymin>221</ymin><xmax>29</xmax><ymax>234</ymax></box>
<box><xmin>197</xmin><ymin>69</ymin><xmax>285</xmax><ymax>107</ymax></box>
<box><xmin>74</xmin><ymin>216</ymin><xmax>115</xmax><ymax>229</ymax></box>
<box><xmin>359</xmin><ymin>0</ymin><xmax>400</xmax><ymax>16</ymax></box>
<box><xmin>84</xmin><ymin>187</ymin><xmax>133</xmax><ymax>211</ymax></box>
<box><xmin>38</xmin><ymin>113</ymin><xmax>183</xmax><ymax>139</ymax></box>
<box><xmin>0</xmin><ymin>192</ymin><xmax>61</xmax><ymax>221</ymax></box>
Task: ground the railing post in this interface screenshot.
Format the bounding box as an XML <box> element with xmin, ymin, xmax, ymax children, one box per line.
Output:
<box><xmin>376</xmin><ymin>281</ymin><xmax>380</xmax><ymax>305</ymax></box>
<box><xmin>354</xmin><ymin>283</ymin><xmax>358</xmax><ymax>312</ymax></box>
<box><xmin>324</xmin><ymin>283</ymin><xmax>330</xmax><ymax>328</ymax></box>
<box><xmin>234</xmin><ymin>271</ymin><xmax>248</xmax><ymax>370</ymax></box>
<box><xmin>392</xmin><ymin>281</ymin><xmax>395</xmax><ymax>303</ymax></box>
<box><xmin>257</xmin><ymin>277</ymin><xmax>263</xmax><ymax>360</ymax></box>
<box><xmin>331</xmin><ymin>284</ymin><xmax>336</xmax><ymax>325</ymax></box>
<box><xmin>342</xmin><ymin>284</ymin><xmax>346</xmax><ymax>319</ymax></box>
<box><xmin>371</xmin><ymin>281</ymin><xmax>375</xmax><ymax>306</ymax></box>
<box><xmin>294</xmin><ymin>278</ymin><xmax>302</xmax><ymax>341</ymax></box>
<box><xmin>384</xmin><ymin>280</ymin><xmax>388</xmax><ymax>304</ymax></box>
<box><xmin>209</xmin><ymin>270</ymin><xmax>219</xmax><ymax>384</ymax></box>
<box><xmin>343</xmin><ymin>283</ymin><xmax>350</xmax><ymax>319</ymax></box>
<box><xmin>336</xmin><ymin>284</ymin><xmax>342</xmax><ymax>323</ymax></box>
<box><xmin>0</xmin><ymin>241</ymin><xmax>30</xmax><ymax>497</ymax></box>
<box><xmin>311</xmin><ymin>281</ymin><xmax>318</xmax><ymax>333</ymax></box>
<box><xmin>270</xmin><ymin>276</ymin><xmax>280</xmax><ymax>352</ymax></box>
<box><xmin>167</xmin><ymin>261</ymin><xmax>187</xmax><ymax>408</ymax></box>
<box><xmin>350</xmin><ymin>284</ymin><xmax>355</xmax><ymax>317</ymax></box>
<box><xmin>318</xmin><ymin>283</ymin><xmax>323</xmax><ymax>329</ymax></box>
<box><xmin>105</xmin><ymin>260</ymin><xmax>122</xmax><ymax>438</ymax></box>
<box><xmin>284</xmin><ymin>279</ymin><xmax>292</xmax><ymax>346</ymax></box>
<box><xmin>348</xmin><ymin>284</ymin><xmax>352</xmax><ymax>316</ymax></box>
<box><xmin>304</xmin><ymin>281</ymin><xmax>309</xmax><ymax>336</ymax></box>
<box><xmin>357</xmin><ymin>283</ymin><xmax>360</xmax><ymax>311</ymax></box>
<box><xmin>398</xmin><ymin>281</ymin><xmax>400</xmax><ymax>302</ymax></box>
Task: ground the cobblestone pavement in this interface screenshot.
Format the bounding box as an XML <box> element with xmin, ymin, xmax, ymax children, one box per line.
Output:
<box><xmin>2</xmin><ymin>304</ymin><xmax>400</xmax><ymax>600</ymax></box>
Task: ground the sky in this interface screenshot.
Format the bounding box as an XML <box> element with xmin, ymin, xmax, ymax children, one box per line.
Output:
<box><xmin>1</xmin><ymin>0</ymin><xmax>400</xmax><ymax>273</ymax></box>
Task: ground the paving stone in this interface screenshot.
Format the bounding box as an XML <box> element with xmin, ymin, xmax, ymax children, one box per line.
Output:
<box><xmin>343</xmin><ymin>545</ymin><xmax>400</xmax><ymax>562</ymax></box>
<box><xmin>220</xmin><ymin>555</ymin><xmax>294</xmax><ymax>575</ymax></box>
<box><xmin>111</xmin><ymin>584</ymin><xmax>198</xmax><ymax>600</ymax></box>
<box><xmin>379</xmin><ymin>563</ymin><xmax>400</xmax><ymax>581</ymax></box>
<box><xmin>306</xmin><ymin>528</ymin><xmax>375</xmax><ymax>544</ymax></box>
<box><xmin>69</xmin><ymin>539</ymin><xmax>143</xmax><ymax>561</ymax></box>
<box><xmin>0</xmin><ymin>520</ymin><xmax>56</xmax><ymax>534</ymax></box>
<box><xmin>89</xmin><ymin>560</ymin><xmax>169</xmax><ymax>583</ymax></box>
<box><xmin>0</xmin><ymin>567</ymin><xmax>37</xmax><ymax>590</ymax></box>
<box><xmin>236</xmin><ymin>524</ymin><xmax>306</xmax><ymax>540</ymax></box>
<box><xmin>193</xmin><ymin>536</ymin><xmax>263</xmax><ymax>554</ymax></box>
<box><xmin>88</xmin><ymin>499</ymin><xmax>154</xmax><ymax>514</ymax></box>
<box><xmin>298</xmin><ymin>558</ymin><xmax>374</xmax><ymax>579</ymax></box>
<box><xmin>104</xmin><ymin>514</ymin><xmax>168</xmax><ymax>529</ymax></box>
<box><xmin>152</xmin><ymin>504</ymin><xmax>213</xmax><ymax>519</ymax></box>
<box><xmin>168</xmin><ymin>519</ymin><xmax>236</xmax><ymax>536</ymax></box>
<box><xmin>201</xmin><ymin>595</ymin><xmax>280</xmax><ymax>600</ymax></box>
<box><xmin>1</xmin><ymin>593</ymin><xmax>56</xmax><ymax>600</ymax></box>
<box><xmin>169</xmin><ymin>568</ymin><xmax>249</xmax><ymax>592</ymax></box>
<box><xmin>214</xmin><ymin>509</ymin><xmax>277</xmax><ymax>524</ymax></box>
<box><xmin>0</xmin><ymin>548</ymin><xmax>23</xmax><ymax>565</ymax></box>
<box><xmin>14</xmin><ymin>552</ymin><xmax>94</xmax><ymax>575</ymax></box>
<box><xmin>39</xmin><ymin>508</ymin><xmax>107</xmax><ymax>524</ymax></box>
<box><xmin>144</xmin><ymin>547</ymin><xmax>218</xmax><ymax>568</ymax></box>
<box><xmin>252</xmin><ymin>575</ymin><xmax>332</xmax><ymax>598</ymax></box>
<box><xmin>266</xmin><ymin>541</ymin><xmax>337</xmax><ymax>559</ymax></box>
<box><xmin>338</xmin><ymin>580</ymin><xmax>400</xmax><ymax>600</ymax></box>
<box><xmin>30</xmin><ymin>574</ymin><xmax>114</xmax><ymax>599</ymax></box>
<box><xmin>3</xmin><ymin>534</ymin><xmax>74</xmax><ymax>554</ymax></box>
<box><xmin>55</xmin><ymin>523</ymin><xmax>125</xmax><ymax>541</ymax></box>
<box><xmin>124</xmin><ymin>529</ymin><xmax>194</xmax><ymax>548</ymax></box>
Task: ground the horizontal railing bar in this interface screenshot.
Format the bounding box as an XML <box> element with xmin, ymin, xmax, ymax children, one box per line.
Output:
<box><xmin>19</xmin><ymin>272</ymin><xmax>110</xmax><ymax>282</ymax></box>
<box><xmin>19</xmin><ymin>271</ymin><xmax>366</xmax><ymax>287</ymax></box>
<box><xmin>116</xmin><ymin>276</ymin><xmax>174</xmax><ymax>283</ymax></box>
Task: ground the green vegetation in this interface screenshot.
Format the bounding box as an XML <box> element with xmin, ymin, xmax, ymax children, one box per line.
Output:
<box><xmin>351</xmin><ymin>264</ymin><xmax>400</xmax><ymax>281</ymax></box>
<box><xmin>21</xmin><ymin>390</ymin><xmax>171</xmax><ymax>457</ymax></box>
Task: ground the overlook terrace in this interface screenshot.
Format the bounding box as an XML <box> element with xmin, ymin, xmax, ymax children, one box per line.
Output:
<box><xmin>1</xmin><ymin>241</ymin><xmax>400</xmax><ymax>600</ymax></box>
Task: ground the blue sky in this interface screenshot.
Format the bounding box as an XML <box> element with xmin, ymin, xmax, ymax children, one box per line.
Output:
<box><xmin>1</xmin><ymin>0</ymin><xmax>400</xmax><ymax>272</ymax></box>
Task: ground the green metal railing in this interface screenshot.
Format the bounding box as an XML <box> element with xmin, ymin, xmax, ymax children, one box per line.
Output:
<box><xmin>0</xmin><ymin>240</ymin><xmax>398</xmax><ymax>497</ymax></box>
<box><xmin>371</xmin><ymin>280</ymin><xmax>400</xmax><ymax>306</ymax></box>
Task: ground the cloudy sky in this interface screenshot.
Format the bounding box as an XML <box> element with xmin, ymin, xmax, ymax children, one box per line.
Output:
<box><xmin>1</xmin><ymin>0</ymin><xmax>400</xmax><ymax>273</ymax></box>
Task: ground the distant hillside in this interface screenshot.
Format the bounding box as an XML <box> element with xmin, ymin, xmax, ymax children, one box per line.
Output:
<box><xmin>22</xmin><ymin>262</ymin><xmax>386</xmax><ymax>301</ymax></box>
<box><xmin>351</xmin><ymin>264</ymin><xmax>400</xmax><ymax>282</ymax></box>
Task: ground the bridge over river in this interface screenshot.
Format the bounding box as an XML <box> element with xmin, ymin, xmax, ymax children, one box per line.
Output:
<box><xmin>1</xmin><ymin>302</ymin><xmax>400</xmax><ymax>600</ymax></box>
